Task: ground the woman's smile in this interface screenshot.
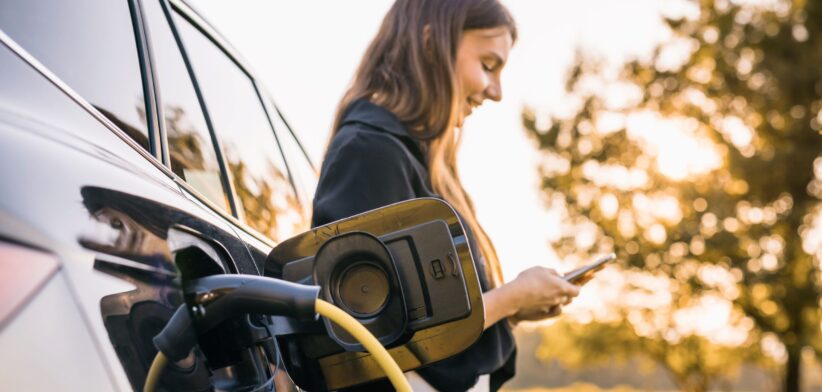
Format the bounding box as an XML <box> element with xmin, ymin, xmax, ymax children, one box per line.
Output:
<box><xmin>455</xmin><ymin>26</ymin><xmax>512</xmax><ymax>125</ymax></box>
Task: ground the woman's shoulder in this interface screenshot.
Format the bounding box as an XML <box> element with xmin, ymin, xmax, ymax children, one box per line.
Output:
<box><xmin>335</xmin><ymin>98</ymin><xmax>428</xmax><ymax>164</ymax></box>
<box><xmin>328</xmin><ymin>122</ymin><xmax>415</xmax><ymax>163</ymax></box>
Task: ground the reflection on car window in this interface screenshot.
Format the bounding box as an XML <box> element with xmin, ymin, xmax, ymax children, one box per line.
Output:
<box><xmin>0</xmin><ymin>0</ymin><xmax>150</xmax><ymax>150</ymax></box>
<box><xmin>173</xmin><ymin>12</ymin><xmax>306</xmax><ymax>242</ymax></box>
<box><xmin>142</xmin><ymin>0</ymin><xmax>230</xmax><ymax>212</ymax></box>
<box><xmin>268</xmin><ymin>103</ymin><xmax>318</xmax><ymax>220</ymax></box>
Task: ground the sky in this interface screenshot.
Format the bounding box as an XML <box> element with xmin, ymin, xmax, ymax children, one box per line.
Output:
<box><xmin>189</xmin><ymin>0</ymin><xmax>677</xmax><ymax>281</ymax></box>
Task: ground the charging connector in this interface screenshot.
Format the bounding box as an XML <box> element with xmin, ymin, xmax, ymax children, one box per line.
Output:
<box><xmin>144</xmin><ymin>275</ymin><xmax>411</xmax><ymax>392</ymax></box>
<box><xmin>184</xmin><ymin>274</ymin><xmax>320</xmax><ymax>331</ymax></box>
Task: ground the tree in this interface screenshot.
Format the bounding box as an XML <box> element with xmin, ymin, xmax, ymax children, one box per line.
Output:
<box><xmin>524</xmin><ymin>0</ymin><xmax>822</xmax><ymax>390</ymax></box>
<box><xmin>536</xmin><ymin>296</ymin><xmax>773</xmax><ymax>392</ymax></box>
<box><xmin>227</xmin><ymin>158</ymin><xmax>306</xmax><ymax>243</ymax></box>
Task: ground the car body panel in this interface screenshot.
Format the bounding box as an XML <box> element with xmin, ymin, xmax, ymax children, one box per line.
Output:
<box><xmin>0</xmin><ymin>1</ymin><xmax>321</xmax><ymax>390</ymax></box>
<box><xmin>0</xmin><ymin>271</ymin><xmax>115</xmax><ymax>391</ymax></box>
<box><xmin>0</xmin><ymin>23</ymin><xmax>296</xmax><ymax>390</ymax></box>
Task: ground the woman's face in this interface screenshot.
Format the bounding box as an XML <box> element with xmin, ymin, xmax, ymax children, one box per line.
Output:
<box><xmin>454</xmin><ymin>26</ymin><xmax>513</xmax><ymax>125</ymax></box>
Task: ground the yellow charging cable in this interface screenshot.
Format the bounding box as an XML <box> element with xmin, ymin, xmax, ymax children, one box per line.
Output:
<box><xmin>144</xmin><ymin>299</ymin><xmax>410</xmax><ymax>392</ymax></box>
<box><xmin>143</xmin><ymin>351</ymin><xmax>167</xmax><ymax>392</ymax></box>
<box><xmin>315</xmin><ymin>299</ymin><xmax>411</xmax><ymax>392</ymax></box>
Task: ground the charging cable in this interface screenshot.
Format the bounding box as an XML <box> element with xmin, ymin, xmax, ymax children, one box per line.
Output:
<box><xmin>143</xmin><ymin>275</ymin><xmax>411</xmax><ymax>392</ymax></box>
<box><xmin>144</xmin><ymin>304</ymin><xmax>196</xmax><ymax>392</ymax></box>
<box><xmin>143</xmin><ymin>351</ymin><xmax>168</xmax><ymax>392</ymax></box>
<box><xmin>315</xmin><ymin>298</ymin><xmax>411</xmax><ymax>392</ymax></box>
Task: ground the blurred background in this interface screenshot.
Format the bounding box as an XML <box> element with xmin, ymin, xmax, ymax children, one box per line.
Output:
<box><xmin>191</xmin><ymin>1</ymin><xmax>822</xmax><ymax>391</ymax></box>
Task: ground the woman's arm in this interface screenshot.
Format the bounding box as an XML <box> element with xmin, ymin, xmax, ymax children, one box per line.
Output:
<box><xmin>481</xmin><ymin>266</ymin><xmax>580</xmax><ymax>330</ymax></box>
<box><xmin>482</xmin><ymin>282</ymin><xmax>519</xmax><ymax>329</ymax></box>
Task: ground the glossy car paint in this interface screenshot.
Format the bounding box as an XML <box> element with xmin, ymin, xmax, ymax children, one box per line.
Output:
<box><xmin>0</xmin><ymin>1</ymin><xmax>306</xmax><ymax>388</ymax></box>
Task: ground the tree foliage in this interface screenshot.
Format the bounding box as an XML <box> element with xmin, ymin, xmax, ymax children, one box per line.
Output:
<box><xmin>524</xmin><ymin>0</ymin><xmax>822</xmax><ymax>390</ymax></box>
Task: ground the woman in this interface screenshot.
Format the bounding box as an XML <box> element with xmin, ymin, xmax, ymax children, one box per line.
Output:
<box><xmin>312</xmin><ymin>0</ymin><xmax>581</xmax><ymax>390</ymax></box>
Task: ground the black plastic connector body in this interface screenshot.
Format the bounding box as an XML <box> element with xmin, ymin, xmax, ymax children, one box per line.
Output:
<box><xmin>153</xmin><ymin>275</ymin><xmax>320</xmax><ymax>376</ymax></box>
<box><xmin>153</xmin><ymin>305</ymin><xmax>198</xmax><ymax>362</ymax></box>
<box><xmin>184</xmin><ymin>275</ymin><xmax>320</xmax><ymax>332</ymax></box>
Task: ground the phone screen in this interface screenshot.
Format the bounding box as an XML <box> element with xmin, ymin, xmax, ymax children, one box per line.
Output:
<box><xmin>563</xmin><ymin>253</ymin><xmax>616</xmax><ymax>283</ymax></box>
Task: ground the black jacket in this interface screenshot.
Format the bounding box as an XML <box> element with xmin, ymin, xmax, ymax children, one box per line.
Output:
<box><xmin>312</xmin><ymin>99</ymin><xmax>516</xmax><ymax>391</ymax></box>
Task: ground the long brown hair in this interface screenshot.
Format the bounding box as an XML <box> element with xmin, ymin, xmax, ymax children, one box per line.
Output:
<box><xmin>329</xmin><ymin>0</ymin><xmax>517</xmax><ymax>287</ymax></box>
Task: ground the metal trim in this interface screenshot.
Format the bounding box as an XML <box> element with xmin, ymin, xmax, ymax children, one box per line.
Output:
<box><xmin>133</xmin><ymin>0</ymin><xmax>171</xmax><ymax>166</ymax></box>
<box><xmin>128</xmin><ymin>0</ymin><xmax>164</xmax><ymax>162</ymax></box>
<box><xmin>0</xmin><ymin>29</ymin><xmax>176</xmax><ymax>179</ymax></box>
<box><xmin>170</xmin><ymin>0</ymin><xmax>258</xmax><ymax>80</ymax></box>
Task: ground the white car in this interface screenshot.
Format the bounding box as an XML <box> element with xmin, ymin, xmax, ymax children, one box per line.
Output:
<box><xmin>0</xmin><ymin>1</ymin><xmax>484</xmax><ymax>390</ymax></box>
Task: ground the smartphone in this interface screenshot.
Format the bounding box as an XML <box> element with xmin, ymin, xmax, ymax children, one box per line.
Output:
<box><xmin>563</xmin><ymin>253</ymin><xmax>616</xmax><ymax>284</ymax></box>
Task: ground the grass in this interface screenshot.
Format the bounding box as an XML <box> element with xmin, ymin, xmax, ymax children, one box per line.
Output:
<box><xmin>501</xmin><ymin>383</ymin><xmax>673</xmax><ymax>392</ymax></box>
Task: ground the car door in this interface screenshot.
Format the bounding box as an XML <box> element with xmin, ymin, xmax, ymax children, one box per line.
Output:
<box><xmin>0</xmin><ymin>0</ymin><xmax>299</xmax><ymax>390</ymax></box>
<box><xmin>0</xmin><ymin>29</ymin><xmax>225</xmax><ymax>392</ymax></box>
<box><xmin>144</xmin><ymin>0</ymin><xmax>312</xmax><ymax>389</ymax></box>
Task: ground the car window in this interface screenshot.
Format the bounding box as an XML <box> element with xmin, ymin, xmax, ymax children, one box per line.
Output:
<box><xmin>172</xmin><ymin>11</ymin><xmax>306</xmax><ymax>242</ymax></box>
<box><xmin>142</xmin><ymin>0</ymin><xmax>230</xmax><ymax>212</ymax></box>
<box><xmin>0</xmin><ymin>0</ymin><xmax>150</xmax><ymax>151</ymax></box>
<box><xmin>268</xmin><ymin>104</ymin><xmax>318</xmax><ymax>219</ymax></box>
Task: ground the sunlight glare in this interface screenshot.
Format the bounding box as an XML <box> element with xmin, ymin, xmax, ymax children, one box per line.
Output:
<box><xmin>720</xmin><ymin>115</ymin><xmax>754</xmax><ymax>148</ymax></box>
<box><xmin>626</xmin><ymin>111</ymin><xmax>723</xmax><ymax>180</ymax></box>
<box><xmin>645</xmin><ymin>223</ymin><xmax>667</xmax><ymax>244</ymax></box>
<box><xmin>598</xmin><ymin>193</ymin><xmax>619</xmax><ymax>219</ymax></box>
<box><xmin>801</xmin><ymin>208</ymin><xmax>822</xmax><ymax>259</ymax></box>
<box><xmin>672</xmin><ymin>294</ymin><xmax>750</xmax><ymax>346</ymax></box>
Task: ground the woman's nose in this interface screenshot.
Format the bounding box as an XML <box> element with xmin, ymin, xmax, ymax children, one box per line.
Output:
<box><xmin>484</xmin><ymin>77</ymin><xmax>502</xmax><ymax>102</ymax></box>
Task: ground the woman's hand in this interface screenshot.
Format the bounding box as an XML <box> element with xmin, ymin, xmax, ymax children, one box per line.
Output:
<box><xmin>508</xmin><ymin>266</ymin><xmax>579</xmax><ymax>323</ymax></box>
<box><xmin>509</xmin><ymin>304</ymin><xmax>562</xmax><ymax>324</ymax></box>
<box><xmin>482</xmin><ymin>266</ymin><xmax>580</xmax><ymax>329</ymax></box>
